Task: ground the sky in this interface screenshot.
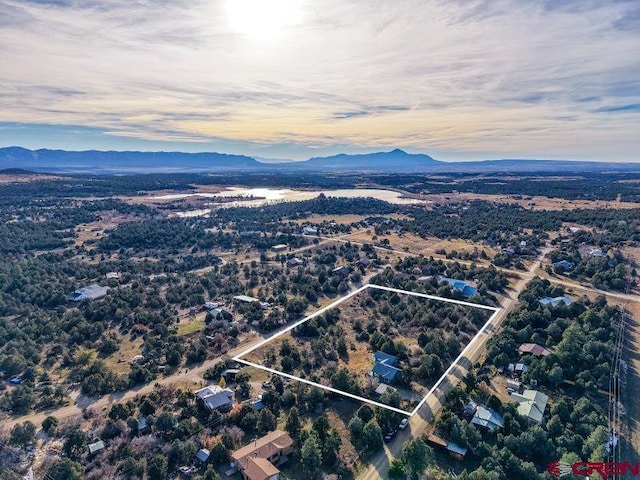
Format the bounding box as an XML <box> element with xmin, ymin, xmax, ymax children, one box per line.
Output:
<box><xmin>0</xmin><ymin>0</ymin><xmax>639</xmax><ymax>162</ymax></box>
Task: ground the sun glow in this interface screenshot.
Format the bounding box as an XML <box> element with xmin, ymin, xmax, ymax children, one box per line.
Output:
<box><xmin>226</xmin><ymin>0</ymin><xmax>301</xmax><ymax>39</ymax></box>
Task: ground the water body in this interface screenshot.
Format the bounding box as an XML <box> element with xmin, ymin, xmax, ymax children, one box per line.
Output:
<box><xmin>157</xmin><ymin>187</ymin><xmax>423</xmax><ymax>206</ymax></box>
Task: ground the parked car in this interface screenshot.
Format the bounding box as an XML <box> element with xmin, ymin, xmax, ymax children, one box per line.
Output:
<box><xmin>384</xmin><ymin>430</ymin><xmax>398</xmax><ymax>443</ymax></box>
<box><xmin>399</xmin><ymin>418</ymin><xmax>409</xmax><ymax>430</ymax></box>
<box><xmin>261</xmin><ymin>381</ymin><xmax>272</xmax><ymax>389</ymax></box>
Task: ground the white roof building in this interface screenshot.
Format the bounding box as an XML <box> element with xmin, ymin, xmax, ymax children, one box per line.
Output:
<box><xmin>195</xmin><ymin>385</ymin><xmax>234</xmax><ymax>411</ymax></box>
<box><xmin>510</xmin><ymin>389</ymin><xmax>548</xmax><ymax>423</ymax></box>
<box><xmin>68</xmin><ymin>284</ymin><xmax>109</xmax><ymax>302</ymax></box>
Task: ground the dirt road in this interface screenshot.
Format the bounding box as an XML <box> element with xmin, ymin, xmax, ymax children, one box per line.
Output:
<box><xmin>4</xmin><ymin>268</ymin><xmax>382</xmax><ymax>430</ymax></box>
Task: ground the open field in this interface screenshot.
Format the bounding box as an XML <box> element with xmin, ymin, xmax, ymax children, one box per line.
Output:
<box><xmin>0</xmin><ymin>173</ymin><xmax>66</xmax><ymax>183</ymax></box>
<box><xmin>424</xmin><ymin>192</ymin><xmax>640</xmax><ymax>210</ymax></box>
<box><xmin>102</xmin><ymin>334</ymin><xmax>144</xmax><ymax>374</ymax></box>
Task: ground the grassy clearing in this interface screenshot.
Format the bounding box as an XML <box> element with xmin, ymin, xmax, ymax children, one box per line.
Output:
<box><xmin>177</xmin><ymin>319</ymin><xmax>206</xmax><ymax>336</ymax></box>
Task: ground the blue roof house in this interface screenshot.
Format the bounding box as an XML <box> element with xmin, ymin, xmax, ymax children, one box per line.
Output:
<box><xmin>371</xmin><ymin>351</ymin><xmax>401</xmax><ymax>383</ymax></box>
<box><xmin>438</xmin><ymin>277</ymin><xmax>478</xmax><ymax>297</ymax></box>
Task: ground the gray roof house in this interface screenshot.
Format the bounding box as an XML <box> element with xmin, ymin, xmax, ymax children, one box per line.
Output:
<box><xmin>68</xmin><ymin>284</ymin><xmax>109</xmax><ymax>302</ymax></box>
<box><xmin>471</xmin><ymin>406</ymin><xmax>504</xmax><ymax>431</ymax></box>
<box><xmin>195</xmin><ymin>385</ymin><xmax>235</xmax><ymax>412</ymax></box>
<box><xmin>510</xmin><ymin>389</ymin><xmax>549</xmax><ymax>423</ymax></box>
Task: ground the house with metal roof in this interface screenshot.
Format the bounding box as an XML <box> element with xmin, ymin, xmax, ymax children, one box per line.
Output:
<box><xmin>195</xmin><ymin>385</ymin><xmax>235</xmax><ymax>412</ymax></box>
<box><xmin>371</xmin><ymin>362</ymin><xmax>401</xmax><ymax>383</ymax></box>
<box><xmin>68</xmin><ymin>284</ymin><xmax>109</xmax><ymax>302</ymax></box>
<box><xmin>539</xmin><ymin>296</ymin><xmax>572</xmax><ymax>307</ymax></box>
<box><xmin>471</xmin><ymin>405</ymin><xmax>504</xmax><ymax>431</ymax></box>
<box><xmin>371</xmin><ymin>351</ymin><xmax>401</xmax><ymax>383</ymax></box>
<box><xmin>234</xmin><ymin>295</ymin><xmax>260</xmax><ymax>304</ymax></box>
<box><xmin>88</xmin><ymin>440</ymin><xmax>105</xmax><ymax>454</ymax></box>
<box><xmin>552</xmin><ymin>260</ymin><xmax>574</xmax><ymax>271</ymax></box>
<box><xmin>510</xmin><ymin>389</ymin><xmax>548</xmax><ymax>423</ymax></box>
<box><xmin>426</xmin><ymin>434</ymin><xmax>468</xmax><ymax>460</ymax></box>
<box><xmin>437</xmin><ymin>276</ymin><xmax>478</xmax><ymax>296</ymax></box>
<box><xmin>209</xmin><ymin>308</ymin><xmax>234</xmax><ymax>321</ymax></box>
<box><xmin>374</xmin><ymin>351</ymin><xmax>398</xmax><ymax>366</ymax></box>
<box><xmin>196</xmin><ymin>448</ymin><xmax>210</xmax><ymax>463</ymax></box>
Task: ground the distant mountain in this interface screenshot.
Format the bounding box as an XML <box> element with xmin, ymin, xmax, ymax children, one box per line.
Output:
<box><xmin>0</xmin><ymin>147</ymin><xmax>262</xmax><ymax>173</ymax></box>
<box><xmin>292</xmin><ymin>148</ymin><xmax>441</xmax><ymax>171</ymax></box>
<box><xmin>0</xmin><ymin>167</ymin><xmax>39</xmax><ymax>175</ymax></box>
<box><xmin>0</xmin><ymin>146</ymin><xmax>637</xmax><ymax>174</ymax></box>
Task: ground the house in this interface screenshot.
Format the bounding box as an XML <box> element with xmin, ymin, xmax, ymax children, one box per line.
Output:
<box><xmin>234</xmin><ymin>295</ymin><xmax>260</xmax><ymax>304</ymax></box>
<box><xmin>374</xmin><ymin>351</ymin><xmax>398</xmax><ymax>366</ymax></box>
<box><xmin>463</xmin><ymin>401</ymin><xmax>478</xmax><ymax>417</ymax></box>
<box><xmin>374</xmin><ymin>383</ymin><xmax>397</xmax><ymax>397</ymax></box>
<box><xmin>568</xmin><ymin>226</ymin><xmax>582</xmax><ymax>234</ymax></box>
<box><xmin>271</xmin><ymin>244</ymin><xmax>288</xmax><ymax>251</ymax></box>
<box><xmin>137</xmin><ymin>418</ymin><xmax>149</xmax><ymax>434</ymax></box>
<box><xmin>518</xmin><ymin>343</ymin><xmax>552</xmax><ymax>357</ymax></box>
<box><xmin>510</xmin><ymin>389</ymin><xmax>549</xmax><ymax>423</ymax></box>
<box><xmin>539</xmin><ymin>296</ymin><xmax>572</xmax><ymax>307</ymax></box>
<box><xmin>471</xmin><ymin>405</ymin><xmax>504</xmax><ymax>431</ymax></box>
<box><xmin>427</xmin><ymin>435</ymin><xmax>467</xmax><ymax>461</ymax></box>
<box><xmin>250</xmin><ymin>397</ymin><xmax>265</xmax><ymax>410</ymax></box>
<box><xmin>195</xmin><ymin>385</ymin><xmax>235</xmax><ymax>412</ymax></box>
<box><xmin>105</xmin><ymin>272</ymin><xmax>121</xmax><ymax>280</ymax></box>
<box><xmin>507</xmin><ymin>363</ymin><xmax>528</xmax><ymax>374</ymax></box>
<box><xmin>357</xmin><ymin>256</ymin><xmax>370</xmax><ymax>267</ymax></box>
<box><xmin>332</xmin><ymin>265</ymin><xmax>351</xmax><ymax>277</ymax></box>
<box><xmin>552</xmin><ymin>260</ymin><xmax>574</xmax><ymax>271</ymax></box>
<box><xmin>195</xmin><ymin>448</ymin><xmax>210</xmax><ymax>463</ymax></box>
<box><xmin>302</xmin><ymin>226</ymin><xmax>318</xmax><ymax>235</ymax></box>
<box><xmin>589</xmin><ymin>248</ymin><xmax>604</xmax><ymax>257</ymax></box>
<box><xmin>209</xmin><ymin>308</ymin><xmax>234</xmax><ymax>321</ymax></box>
<box><xmin>68</xmin><ymin>284</ymin><xmax>109</xmax><ymax>302</ymax></box>
<box><xmin>232</xmin><ymin>430</ymin><xmax>294</xmax><ymax>480</ymax></box>
<box><xmin>88</xmin><ymin>440</ymin><xmax>105</xmax><ymax>454</ymax></box>
<box><xmin>203</xmin><ymin>302</ymin><xmax>222</xmax><ymax>311</ymax></box>
<box><xmin>286</xmin><ymin>257</ymin><xmax>302</xmax><ymax>268</ymax></box>
<box><xmin>417</xmin><ymin>275</ymin><xmax>434</xmax><ymax>283</ymax></box>
<box><xmin>437</xmin><ymin>276</ymin><xmax>478</xmax><ymax>297</ymax></box>
<box><xmin>371</xmin><ymin>351</ymin><xmax>401</xmax><ymax>383</ymax></box>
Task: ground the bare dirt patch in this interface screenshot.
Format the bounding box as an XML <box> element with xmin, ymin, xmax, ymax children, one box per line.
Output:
<box><xmin>103</xmin><ymin>334</ymin><xmax>144</xmax><ymax>374</ymax></box>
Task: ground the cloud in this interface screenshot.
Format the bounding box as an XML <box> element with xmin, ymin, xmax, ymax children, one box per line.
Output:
<box><xmin>593</xmin><ymin>103</ymin><xmax>640</xmax><ymax>113</ymax></box>
<box><xmin>0</xmin><ymin>0</ymin><xmax>638</xmax><ymax>160</ymax></box>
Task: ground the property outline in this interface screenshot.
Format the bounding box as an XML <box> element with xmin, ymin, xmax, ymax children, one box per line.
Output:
<box><xmin>233</xmin><ymin>283</ymin><xmax>501</xmax><ymax>417</ymax></box>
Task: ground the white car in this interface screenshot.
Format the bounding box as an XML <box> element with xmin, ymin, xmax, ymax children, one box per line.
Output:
<box><xmin>399</xmin><ymin>418</ymin><xmax>409</xmax><ymax>430</ymax></box>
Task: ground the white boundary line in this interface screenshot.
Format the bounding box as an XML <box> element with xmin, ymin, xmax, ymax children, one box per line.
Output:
<box><xmin>233</xmin><ymin>283</ymin><xmax>501</xmax><ymax>417</ymax></box>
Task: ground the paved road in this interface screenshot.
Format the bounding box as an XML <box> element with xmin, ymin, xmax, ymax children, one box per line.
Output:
<box><xmin>356</xmin><ymin>250</ymin><xmax>545</xmax><ymax>480</ymax></box>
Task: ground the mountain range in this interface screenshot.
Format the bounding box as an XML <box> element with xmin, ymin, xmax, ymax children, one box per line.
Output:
<box><xmin>0</xmin><ymin>146</ymin><xmax>637</xmax><ymax>174</ymax></box>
